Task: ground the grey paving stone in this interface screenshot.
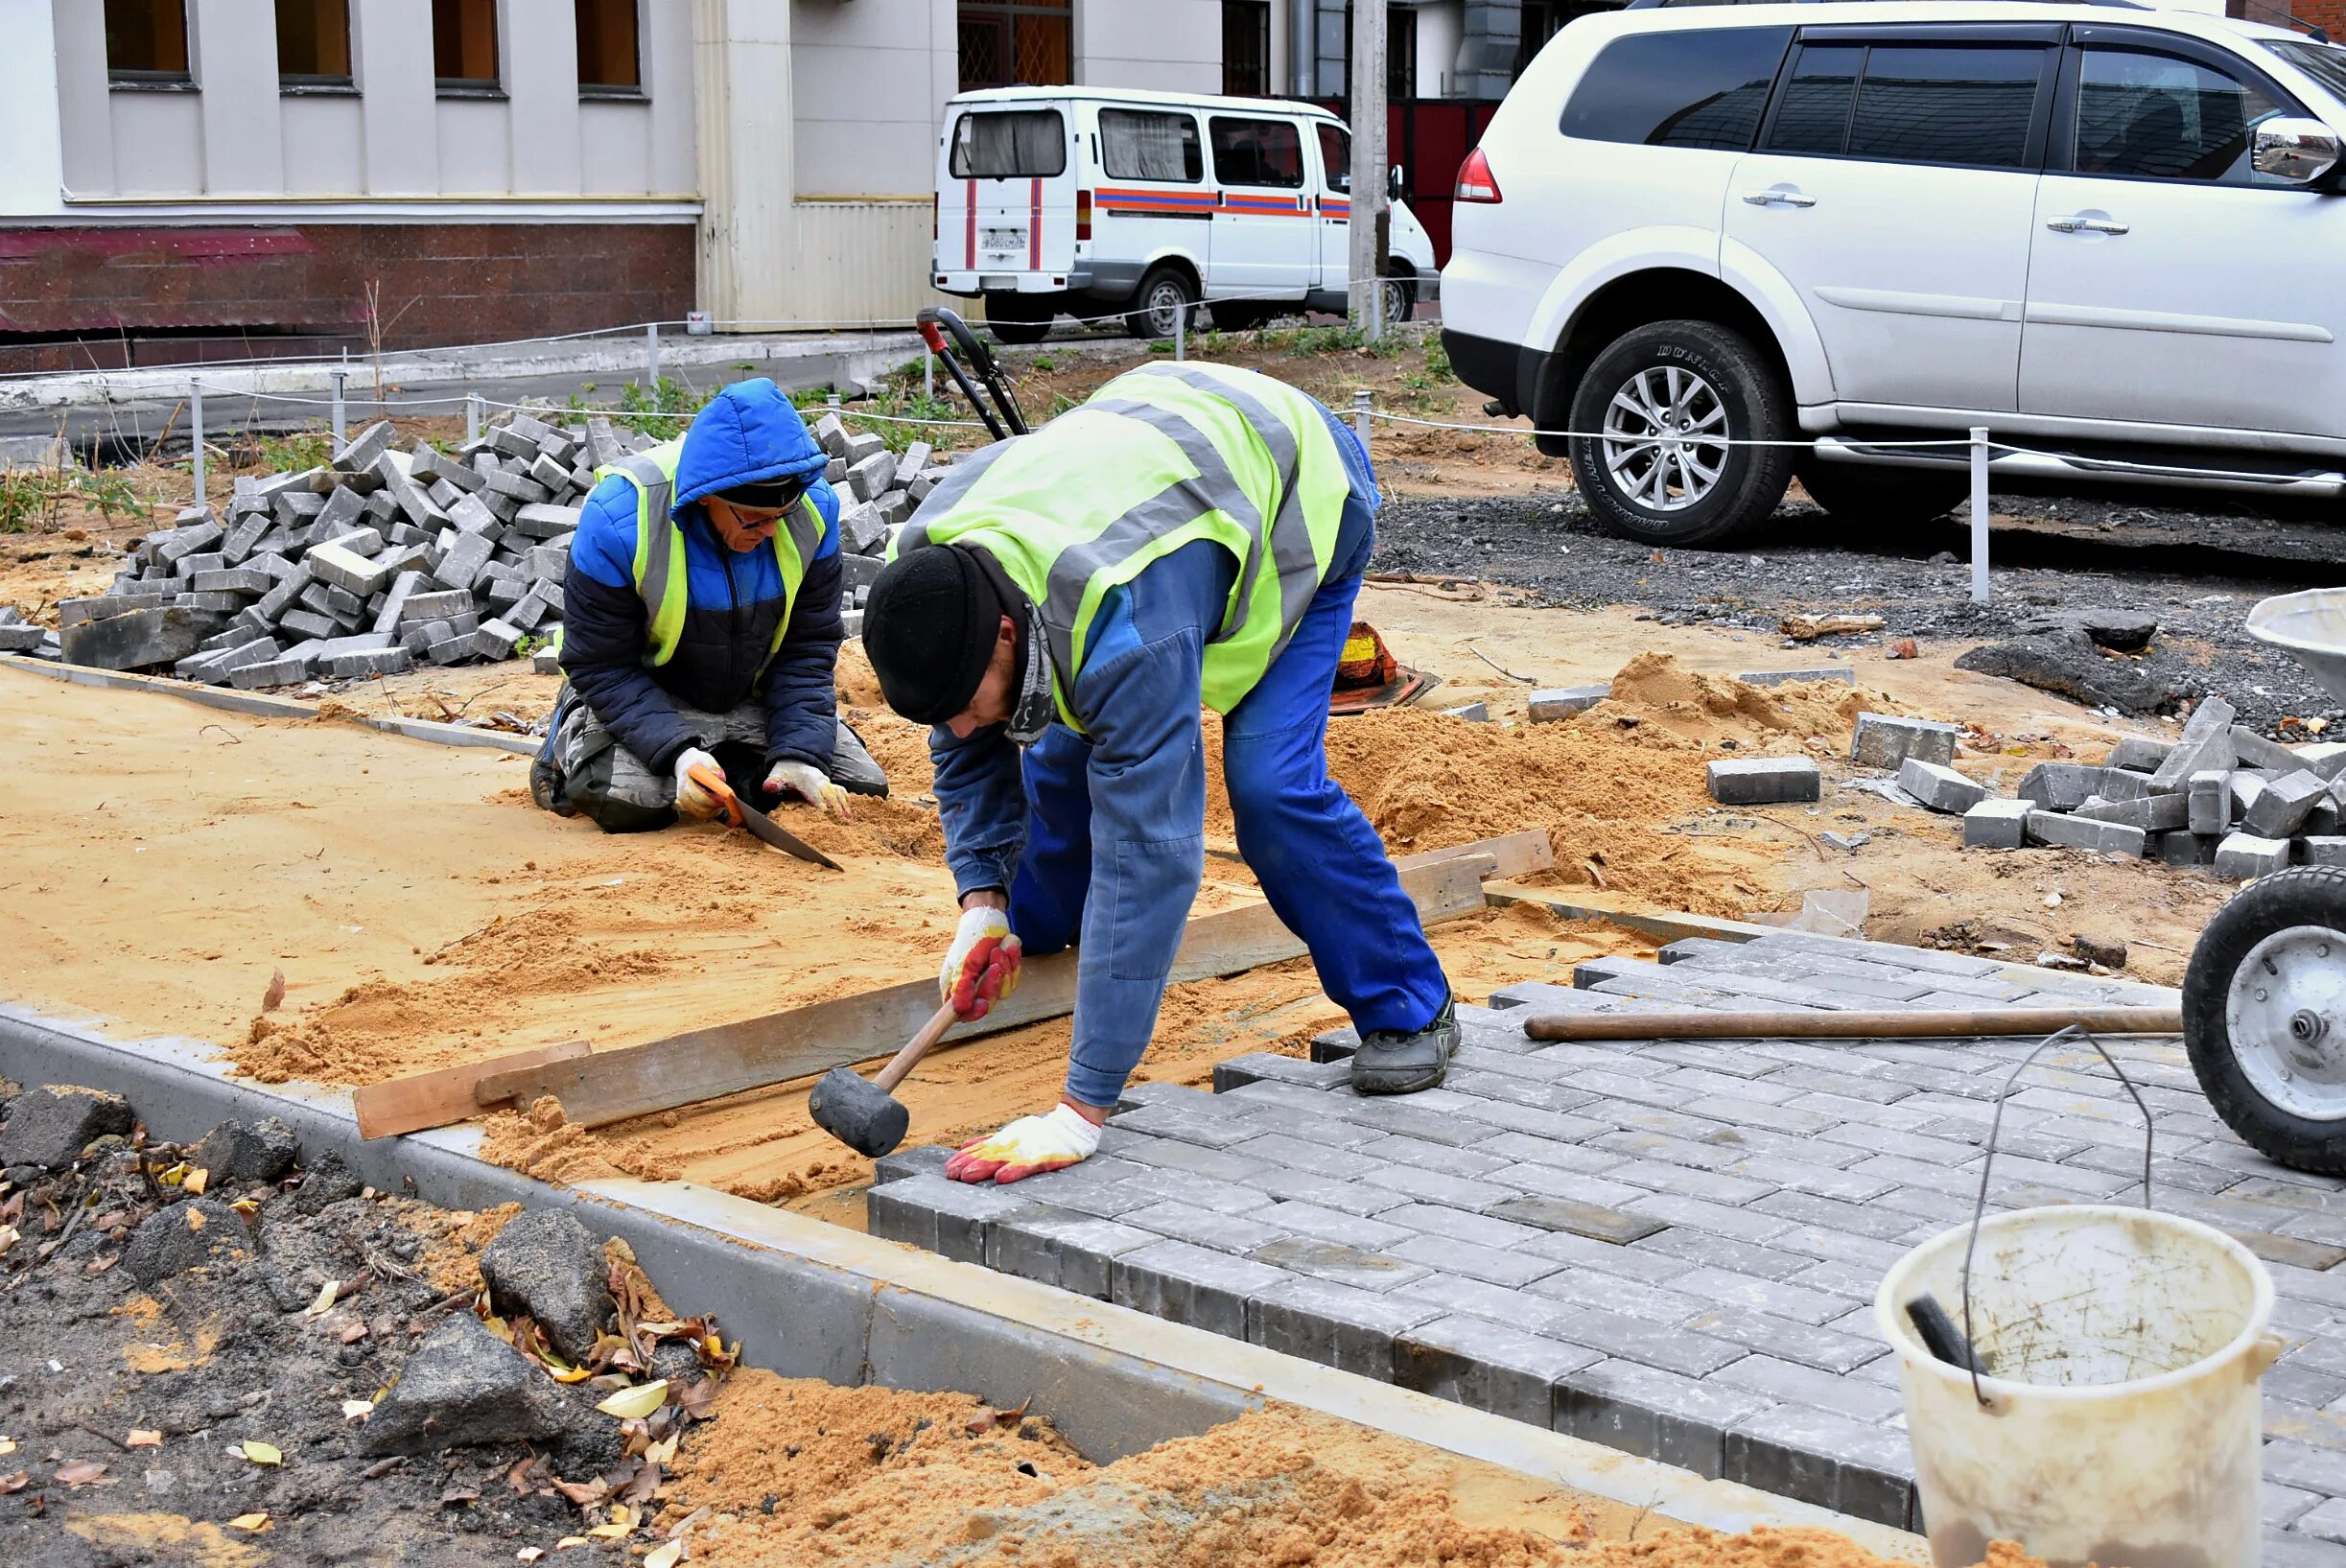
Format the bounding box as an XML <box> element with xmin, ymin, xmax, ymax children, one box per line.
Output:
<box><xmin>1479</xmin><ymin>1131</ymin><xmax>1632</xmax><ymax>1177</ymax></box>
<box><xmin>1628</xmin><ymin>1192</ymin><xmax>1800</xmax><ymax>1246</ymax></box>
<box><xmin>1358</xmin><ymin>1161</ymin><xmax>1501</xmax><ymax>1209</ymax></box>
<box><xmin>1225</xmin><ymin>1133</ymin><xmax>1379</xmax><ymax>1182</ymax></box>
<box><xmin>1251</xmin><ymin>1237</ymin><xmax>1429</xmax><ymax>1292</ymax></box>
<box><xmin>1247</xmin><ymin>1164</ymin><xmax>1411</xmax><ymax>1217</ymax></box>
<box><xmin>1522</xmin><ymin>1228</ymin><xmax>1708</xmax><ymax>1285</ymax></box>
<box><xmin>2271</xmin><ymin>1438</ymin><xmax>2346</xmax><ymax>1501</ymax></box>
<box><xmin>1852</xmin><ymin>712</ymin><xmax>1958</xmax><ymax>770</ymax></box>
<box><xmin>1631</xmin><ymin>1228</ymin><xmax>1824</xmax><ymax>1281</ymax></box>
<box><xmin>984</xmin><ymin>1208</ymin><xmax>1159</xmax><ymax>1299</ymax></box>
<box><xmin>2293</xmin><ymin>1495</ymin><xmax>2346</xmax><ymax>1544</ymax></box>
<box><xmin>1558</xmin><ymin>1359</ymin><xmax>1775</xmax><ymax>1478</ymax></box>
<box><xmin>1248</xmin><ymin>1275</ymin><xmax>1443</xmax><ymax>1378</ymax></box>
<box><xmin>1724</xmin><ymin>1152</ymin><xmax>1898</xmax><ymax>1204</ymax></box>
<box><xmin>1707</xmin><ymin>757</ymin><xmax>1822</xmax><ymax>805</ymax></box>
<box><xmin>1712</xmin><ymin>1353</ymin><xmax>1906</xmax><ymax>1424</ymax></box>
<box><xmin>1524</xmin><ymin>1265</ymin><xmax>1708</xmax><ymax>1325</ymax></box>
<box><xmin>1108</xmin><ymin>1099</ymin><xmax>1267</xmax><ymax>1149</ymax></box>
<box><xmin>1117</xmin><ymin>1200</ymin><xmax>1290</xmax><ymax>1255</ymax></box>
<box><xmin>1672</xmin><ymin>1266</ymin><xmax>1855</xmax><ymax>1327</ymax></box>
<box><xmin>1396</xmin><ymin>1315</ymin><xmax>1604</xmax><ymax>1429</ymax></box>
<box><xmin>1539</xmin><ymin>1301</ymin><xmax>1748</xmax><ymax>1378</ymax></box>
<box><xmin>1684</xmin><ymin>1304</ymin><xmax>1887</xmax><ymax>1374</ymax></box>
<box><xmin>1256</xmin><ymin>1201</ymin><xmax>1414</xmax><ymax>1252</ymax></box>
<box><xmin>1484</xmin><ymin>1193</ymin><xmax>1665</xmax><ymax>1244</ymax></box>
<box><xmin>1350</xmin><ymin>1132</ymin><xmax>1513</xmax><ymax>1176</ymax></box>
<box><xmin>1211</xmin><ymin>1052</ymin><xmax>1352</xmax><ymax>1093</ymax></box>
<box><xmin>1724</xmin><ymin>1403</ymin><xmax>1914</xmax><ymax>1526</ymax></box>
<box><xmin>1111</xmin><ymin>1240</ymin><xmax>1292</xmax><ymax>1340</ymax></box>
<box><xmin>1105</xmin><ymin>1131</ymin><xmax>1277</xmax><ymax>1184</ymax></box>
<box><xmin>1388</xmin><ymin>1232</ymin><xmax>1560</xmax><ymax>1288</ymax></box>
<box><xmin>2264</xmin><ymin>1533</ymin><xmax>2346</xmax><ymax>1568</ymax></box>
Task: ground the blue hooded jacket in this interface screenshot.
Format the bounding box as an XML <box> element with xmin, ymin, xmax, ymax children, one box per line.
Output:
<box><xmin>558</xmin><ymin>379</ymin><xmax>844</xmax><ymax>776</ymax></box>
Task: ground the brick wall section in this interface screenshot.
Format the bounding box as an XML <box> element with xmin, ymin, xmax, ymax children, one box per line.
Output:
<box><xmin>2293</xmin><ymin>0</ymin><xmax>2346</xmax><ymax>38</ymax></box>
<box><xmin>0</xmin><ymin>222</ymin><xmax>695</xmax><ymax>375</ymax></box>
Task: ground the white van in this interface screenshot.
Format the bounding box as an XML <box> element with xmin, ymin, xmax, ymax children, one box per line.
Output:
<box><xmin>933</xmin><ymin>85</ymin><xmax>1440</xmax><ymax>342</ymax></box>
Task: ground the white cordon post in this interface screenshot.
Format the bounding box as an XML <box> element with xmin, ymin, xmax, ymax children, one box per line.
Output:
<box><xmin>1174</xmin><ymin>299</ymin><xmax>1186</xmax><ymax>362</ymax></box>
<box><xmin>465</xmin><ymin>392</ymin><xmax>481</xmax><ymax>446</ymax></box>
<box><xmin>1348</xmin><ymin>0</ymin><xmax>1387</xmax><ymax>341</ymax></box>
<box><xmin>1969</xmin><ymin>426</ymin><xmax>1991</xmax><ymax>605</ymax></box>
<box><xmin>189</xmin><ymin>378</ymin><xmax>205</xmax><ymax>511</ymax></box>
<box><xmin>924</xmin><ymin>350</ymin><xmax>934</xmax><ymax>405</ymax></box>
<box><xmin>645</xmin><ymin>321</ymin><xmax>661</xmax><ymax>393</ymax></box>
<box><xmin>330</xmin><ymin>368</ymin><xmax>347</xmax><ymax>447</ymax></box>
<box><xmin>1352</xmin><ymin>388</ymin><xmax>1372</xmax><ymax>449</ymax></box>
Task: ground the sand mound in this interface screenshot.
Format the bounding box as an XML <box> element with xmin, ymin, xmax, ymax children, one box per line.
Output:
<box><xmin>1595</xmin><ymin>651</ymin><xmax>1875</xmax><ymax>743</ymax></box>
<box><xmin>477</xmin><ymin>1096</ymin><xmax>680</xmax><ymax>1184</ymax></box>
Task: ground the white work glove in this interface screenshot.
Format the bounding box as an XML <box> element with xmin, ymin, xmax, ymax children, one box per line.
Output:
<box><xmin>670</xmin><ymin>745</ymin><xmax>725</xmax><ymax>821</ymax></box>
<box><xmin>940</xmin><ymin>903</ymin><xmax>1022</xmax><ymax>1021</ymax></box>
<box><xmin>763</xmin><ymin>759</ymin><xmax>853</xmax><ymax>822</ymax></box>
<box><xmin>945</xmin><ymin>1103</ymin><xmax>1102</xmax><ymax>1185</ymax></box>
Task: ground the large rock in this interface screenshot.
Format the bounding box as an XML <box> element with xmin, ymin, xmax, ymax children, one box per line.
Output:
<box><xmin>192</xmin><ymin>1116</ymin><xmax>301</xmax><ymax>1184</ymax></box>
<box><xmin>359</xmin><ymin>1315</ymin><xmax>571</xmax><ymax>1456</ymax></box>
<box><xmin>123</xmin><ymin>1199</ymin><xmax>255</xmax><ymax>1286</ymax></box>
<box><xmin>479</xmin><ymin>1208</ymin><xmax>612</xmax><ymax>1364</ymax></box>
<box><xmin>1953</xmin><ymin>628</ymin><xmax>2173</xmax><ymax>714</ymax></box>
<box><xmin>293</xmin><ymin>1149</ymin><xmax>365</xmax><ymax>1215</ymax></box>
<box><xmin>58</xmin><ymin>605</ymin><xmax>223</xmax><ymax>670</ymax></box>
<box><xmin>0</xmin><ymin>1086</ymin><xmax>135</xmax><ymax>1171</ymax></box>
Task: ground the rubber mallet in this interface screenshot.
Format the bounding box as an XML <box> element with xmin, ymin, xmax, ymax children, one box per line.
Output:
<box><xmin>808</xmin><ymin>1001</ymin><xmax>961</xmax><ymax>1158</ymax></box>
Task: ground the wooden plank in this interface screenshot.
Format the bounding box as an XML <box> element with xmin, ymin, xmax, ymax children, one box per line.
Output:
<box><xmin>1209</xmin><ymin>828</ymin><xmax>1551</xmax><ymax>882</ymax></box>
<box><xmin>476</xmin><ymin>852</ymin><xmax>1497</xmax><ymax>1133</ymax></box>
<box><xmin>1480</xmin><ymin>882</ymin><xmax>1779</xmax><ymax>947</ymax></box>
<box><xmin>354</xmin><ymin>1039</ymin><xmax>590</xmax><ymax>1140</ymax></box>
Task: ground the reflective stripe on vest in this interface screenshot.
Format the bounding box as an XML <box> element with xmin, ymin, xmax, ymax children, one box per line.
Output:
<box><xmin>898</xmin><ymin>362</ymin><xmax>1349</xmax><ymax>728</ymax></box>
<box><xmin>600</xmin><ymin>444</ymin><xmax>827</xmax><ymax>672</ymax></box>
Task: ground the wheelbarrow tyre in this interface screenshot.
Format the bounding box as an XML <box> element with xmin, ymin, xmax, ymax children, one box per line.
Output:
<box><xmin>2182</xmin><ymin>864</ymin><xmax>2346</xmax><ymax>1175</ymax></box>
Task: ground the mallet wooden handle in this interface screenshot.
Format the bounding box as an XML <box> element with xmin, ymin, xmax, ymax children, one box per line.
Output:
<box><xmin>1521</xmin><ymin>1005</ymin><xmax>2183</xmax><ymax>1042</ymax></box>
<box><xmin>873</xmin><ymin>1002</ymin><xmax>963</xmax><ymax>1095</ymax></box>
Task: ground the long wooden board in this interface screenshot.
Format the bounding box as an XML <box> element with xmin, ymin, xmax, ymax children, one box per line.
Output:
<box><xmin>353</xmin><ymin>1040</ymin><xmax>589</xmax><ymax>1140</ymax></box>
<box><xmin>447</xmin><ymin>851</ymin><xmax>1495</xmax><ymax>1134</ymax></box>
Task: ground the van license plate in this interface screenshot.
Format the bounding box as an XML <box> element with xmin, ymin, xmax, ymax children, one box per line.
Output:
<box><xmin>983</xmin><ymin>228</ymin><xmax>1025</xmax><ymax>249</ymax></box>
<box><xmin>980</xmin><ymin>275</ymin><xmax>1019</xmax><ymax>290</ymax></box>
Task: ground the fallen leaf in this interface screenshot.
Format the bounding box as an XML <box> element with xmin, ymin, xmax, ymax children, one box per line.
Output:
<box><xmin>0</xmin><ymin>1438</ymin><xmax>12</xmax><ymax>1457</ymax></box>
<box><xmin>55</xmin><ymin>1461</ymin><xmax>107</xmax><ymax>1486</ymax></box>
<box><xmin>228</xmin><ymin>1198</ymin><xmax>260</xmax><ymax>1217</ymax></box>
<box><xmin>263</xmin><ymin>969</ymin><xmax>286</xmax><ymax>1012</ymax></box>
<box><xmin>554</xmin><ymin>1538</ymin><xmax>589</xmax><ymax>1550</ymax></box>
<box><xmin>338</xmin><ymin>1320</ymin><xmax>368</xmax><ymax>1345</ymax></box>
<box><xmin>0</xmin><ymin>1227</ymin><xmax>17</xmax><ymax>1259</ymax></box>
<box><xmin>643</xmin><ymin>1434</ymin><xmax>678</xmax><ymax>1466</ymax></box>
<box><xmin>236</xmin><ymin>1440</ymin><xmax>282</xmax><ymax>1466</ymax></box>
<box><xmin>0</xmin><ymin>1472</ymin><xmax>27</xmax><ymax>1493</ymax></box>
<box><xmin>442</xmin><ymin>1484</ymin><xmax>481</xmax><ymax>1506</ymax></box>
<box><xmin>182</xmin><ymin>1168</ymin><xmax>209</xmax><ymax>1197</ymax></box>
<box><xmin>303</xmin><ymin>1280</ymin><xmax>339</xmax><ymax>1317</ymax></box>
<box><xmin>517</xmin><ymin>1551</ymin><xmax>545</xmax><ymax>1564</ymax></box>
<box><xmin>644</xmin><ymin>1547</ymin><xmax>682</xmax><ymax>1568</ymax></box>
<box><xmin>185</xmin><ymin>1209</ymin><xmax>207</xmax><ymax>1233</ymax></box>
<box><xmin>551</xmin><ymin>1478</ymin><xmax>611</xmax><ymax>1508</ymax></box>
<box><xmin>586</xmin><ymin>1524</ymin><xmax>629</xmax><ymax>1539</ymax></box>
<box><xmin>340</xmin><ymin>1400</ymin><xmax>375</xmax><ymax>1421</ymax></box>
<box><xmin>125</xmin><ymin>1430</ymin><xmax>162</xmax><ymax>1450</ymax></box>
<box><xmin>157</xmin><ymin>1162</ymin><xmax>189</xmax><ymax>1187</ymax></box>
<box><xmin>594</xmin><ymin>1380</ymin><xmax>669</xmax><ymax>1420</ymax></box>
<box><xmin>229</xmin><ymin>1512</ymin><xmax>271</xmax><ymax>1533</ymax></box>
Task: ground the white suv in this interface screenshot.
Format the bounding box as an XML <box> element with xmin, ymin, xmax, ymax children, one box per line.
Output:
<box><xmin>1441</xmin><ymin>0</ymin><xmax>2346</xmax><ymax>545</ymax></box>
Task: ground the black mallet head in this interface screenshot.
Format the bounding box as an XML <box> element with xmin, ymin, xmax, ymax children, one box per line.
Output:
<box><xmin>808</xmin><ymin>1065</ymin><xmax>910</xmax><ymax>1158</ymax></box>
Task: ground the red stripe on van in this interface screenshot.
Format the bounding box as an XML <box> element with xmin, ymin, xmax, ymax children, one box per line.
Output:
<box><xmin>965</xmin><ymin>179</ymin><xmax>976</xmax><ymax>269</ymax></box>
<box><xmin>1029</xmin><ymin>177</ymin><xmax>1042</xmax><ymax>269</ymax></box>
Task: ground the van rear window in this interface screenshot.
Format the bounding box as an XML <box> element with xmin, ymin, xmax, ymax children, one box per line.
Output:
<box><xmin>1101</xmin><ymin>108</ymin><xmax>1203</xmax><ymax>182</ymax></box>
<box><xmin>950</xmin><ymin>109</ymin><xmax>1067</xmax><ymax>178</ymax></box>
<box><xmin>1560</xmin><ymin>27</ymin><xmax>1791</xmax><ymax>151</ymax></box>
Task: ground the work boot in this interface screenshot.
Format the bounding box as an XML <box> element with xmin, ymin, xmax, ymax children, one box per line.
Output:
<box><xmin>1349</xmin><ymin>994</ymin><xmax>1459</xmax><ymax>1096</ymax></box>
<box><xmin>833</xmin><ymin>716</ymin><xmax>890</xmax><ymax>798</ymax></box>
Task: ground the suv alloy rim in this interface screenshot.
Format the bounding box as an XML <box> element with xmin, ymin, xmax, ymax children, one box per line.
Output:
<box><xmin>1601</xmin><ymin>365</ymin><xmax>1729</xmax><ymax>513</ymax></box>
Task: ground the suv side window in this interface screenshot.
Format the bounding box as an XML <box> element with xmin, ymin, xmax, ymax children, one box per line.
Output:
<box><xmin>1209</xmin><ymin>115</ymin><xmax>1305</xmax><ymax>187</ymax></box>
<box><xmin>1560</xmin><ymin>27</ymin><xmax>1793</xmax><ymax>152</ymax></box>
<box><xmin>2073</xmin><ymin>47</ymin><xmax>2287</xmax><ymax>184</ymax></box>
<box><xmin>1765</xmin><ymin>43</ymin><xmax>1863</xmax><ymax>155</ymax></box>
<box><xmin>1846</xmin><ymin>43</ymin><xmax>2049</xmax><ymax>169</ymax></box>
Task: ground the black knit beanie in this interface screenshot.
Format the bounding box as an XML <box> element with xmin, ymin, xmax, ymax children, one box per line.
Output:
<box><xmin>863</xmin><ymin>544</ymin><xmax>1006</xmax><ymax>726</ymax></box>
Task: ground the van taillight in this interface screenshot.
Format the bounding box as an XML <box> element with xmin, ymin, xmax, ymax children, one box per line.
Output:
<box><xmin>1455</xmin><ymin>149</ymin><xmax>1502</xmax><ymax>204</ymax></box>
<box><xmin>1075</xmin><ymin>190</ymin><xmax>1092</xmax><ymax>242</ymax></box>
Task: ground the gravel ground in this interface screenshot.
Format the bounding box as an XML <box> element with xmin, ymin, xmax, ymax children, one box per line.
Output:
<box><xmin>1372</xmin><ymin>480</ymin><xmax>2346</xmax><ymax>736</ymax></box>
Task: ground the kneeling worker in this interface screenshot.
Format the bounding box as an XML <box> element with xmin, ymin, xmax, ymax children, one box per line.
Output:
<box><xmin>533</xmin><ymin>379</ymin><xmax>887</xmax><ymax>831</ymax></box>
<box><xmin>861</xmin><ymin>361</ymin><xmax>1456</xmax><ymax>1184</ymax></box>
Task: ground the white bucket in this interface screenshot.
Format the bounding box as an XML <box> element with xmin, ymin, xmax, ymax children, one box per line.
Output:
<box><xmin>1877</xmin><ymin>1205</ymin><xmax>2284</xmax><ymax>1568</ymax></box>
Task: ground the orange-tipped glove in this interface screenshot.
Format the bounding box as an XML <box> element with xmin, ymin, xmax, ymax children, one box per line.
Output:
<box><xmin>940</xmin><ymin>904</ymin><xmax>1022</xmax><ymax>1021</ymax></box>
<box><xmin>945</xmin><ymin>1103</ymin><xmax>1102</xmax><ymax>1184</ymax></box>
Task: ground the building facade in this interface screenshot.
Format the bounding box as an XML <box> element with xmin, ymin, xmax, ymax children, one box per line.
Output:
<box><xmin>0</xmin><ymin>0</ymin><xmax>1541</xmax><ymax>373</ymax></box>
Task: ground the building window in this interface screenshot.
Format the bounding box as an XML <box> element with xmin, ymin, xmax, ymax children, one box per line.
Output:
<box><xmin>106</xmin><ymin>0</ymin><xmax>191</xmax><ymax>83</ymax></box>
<box><xmin>1223</xmin><ymin>1</ymin><xmax>1271</xmax><ymax>98</ymax></box>
<box><xmin>1389</xmin><ymin>5</ymin><xmax>1417</xmax><ymax>100</ymax></box>
<box><xmin>575</xmin><ymin>0</ymin><xmax>641</xmax><ymax>96</ymax></box>
<box><xmin>434</xmin><ymin>0</ymin><xmax>502</xmax><ymax>92</ymax></box>
<box><xmin>276</xmin><ymin>0</ymin><xmax>352</xmax><ymax>86</ymax></box>
<box><xmin>957</xmin><ymin>1</ymin><xmax>1071</xmax><ymax>92</ymax></box>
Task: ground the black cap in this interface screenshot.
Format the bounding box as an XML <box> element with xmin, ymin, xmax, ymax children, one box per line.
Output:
<box><xmin>864</xmin><ymin>544</ymin><xmax>1006</xmax><ymax>726</ymax></box>
<box><xmin>714</xmin><ymin>474</ymin><xmax>807</xmax><ymax>510</ymax></box>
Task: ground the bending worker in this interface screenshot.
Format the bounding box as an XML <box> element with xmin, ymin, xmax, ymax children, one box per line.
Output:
<box><xmin>861</xmin><ymin>361</ymin><xmax>1456</xmax><ymax>1185</ymax></box>
<box><xmin>532</xmin><ymin>378</ymin><xmax>887</xmax><ymax>831</ymax></box>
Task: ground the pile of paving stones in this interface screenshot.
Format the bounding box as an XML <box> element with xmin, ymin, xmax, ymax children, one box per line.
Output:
<box><xmin>31</xmin><ymin>407</ymin><xmax>945</xmax><ymax>689</ymax></box>
<box><xmin>1899</xmin><ymin>695</ymin><xmax>2346</xmax><ymax>880</ymax></box>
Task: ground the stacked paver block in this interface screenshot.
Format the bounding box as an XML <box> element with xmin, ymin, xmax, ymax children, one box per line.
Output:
<box><xmin>1706</xmin><ymin>757</ymin><xmax>1822</xmax><ymax>806</ymax></box>
<box><xmin>873</xmin><ymin>930</ymin><xmax>2346</xmax><ymax>1556</ymax></box>
<box><xmin>808</xmin><ymin>411</ymin><xmax>953</xmax><ymax>617</ymax></box>
<box><xmin>1851</xmin><ymin>713</ymin><xmax>1959</xmax><ymax>770</ymax></box>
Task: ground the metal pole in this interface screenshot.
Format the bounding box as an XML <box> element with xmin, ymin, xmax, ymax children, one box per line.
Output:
<box><xmin>465</xmin><ymin>393</ymin><xmax>481</xmax><ymax>446</ymax></box>
<box><xmin>645</xmin><ymin>322</ymin><xmax>661</xmax><ymax>392</ymax></box>
<box><xmin>924</xmin><ymin>352</ymin><xmax>934</xmax><ymax>406</ymax></box>
<box><xmin>1352</xmin><ymin>388</ymin><xmax>1372</xmax><ymax>449</ymax></box>
<box><xmin>190</xmin><ymin>379</ymin><xmax>205</xmax><ymax>509</ymax></box>
<box><xmin>1970</xmin><ymin>427</ymin><xmax>1991</xmax><ymax>605</ymax></box>
<box><xmin>1349</xmin><ymin>0</ymin><xmax>1388</xmax><ymax>339</ymax></box>
<box><xmin>330</xmin><ymin>369</ymin><xmax>346</xmax><ymax>447</ymax></box>
<box><xmin>1175</xmin><ymin>300</ymin><xmax>1186</xmax><ymax>362</ymax></box>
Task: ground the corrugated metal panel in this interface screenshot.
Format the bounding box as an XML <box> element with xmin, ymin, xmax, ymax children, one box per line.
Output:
<box><xmin>739</xmin><ymin>200</ymin><xmax>944</xmax><ymax>327</ymax></box>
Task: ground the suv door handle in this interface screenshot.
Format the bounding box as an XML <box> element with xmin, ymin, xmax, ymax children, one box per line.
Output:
<box><xmin>1741</xmin><ymin>190</ymin><xmax>1817</xmax><ymax>208</ymax></box>
<box><xmin>2047</xmin><ymin>216</ymin><xmax>2129</xmax><ymax>235</ymax></box>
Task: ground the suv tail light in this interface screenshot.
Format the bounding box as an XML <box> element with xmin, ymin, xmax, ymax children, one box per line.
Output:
<box><xmin>1075</xmin><ymin>189</ymin><xmax>1093</xmax><ymax>242</ymax></box>
<box><xmin>1455</xmin><ymin>148</ymin><xmax>1502</xmax><ymax>204</ymax></box>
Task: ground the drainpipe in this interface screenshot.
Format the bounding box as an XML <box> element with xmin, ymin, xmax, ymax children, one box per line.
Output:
<box><xmin>1291</xmin><ymin>0</ymin><xmax>1317</xmax><ymax>97</ymax></box>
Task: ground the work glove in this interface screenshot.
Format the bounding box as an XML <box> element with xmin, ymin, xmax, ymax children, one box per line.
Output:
<box><xmin>940</xmin><ymin>904</ymin><xmax>1022</xmax><ymax>1021</ymax></box>
<box><xmin>945</xmin><ymin>1103</ymin><xmax>1102</xmax><ymax>1184</ymax></box>
<box><xmin>763</xmin><ymin>759</ymin><xmax>854</xmax><ymax>822</ymax></box>
<box><xmin>670</xmin><ymin>746</ymin><xmax>726</xmax><ymax>821</ymax></box>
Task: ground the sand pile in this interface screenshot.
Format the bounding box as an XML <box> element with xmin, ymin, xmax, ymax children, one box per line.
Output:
<box><xmin>1594</xmin><ymin>651</ymin><xmax>1875</xmax><ymax>744</ymax></box>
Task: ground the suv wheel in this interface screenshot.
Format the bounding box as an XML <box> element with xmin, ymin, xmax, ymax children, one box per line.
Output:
<box><xmin>1568</xmin><ymin>319</ymin><xmax>1793</xmax><ymax>548</ymax></box>
<box><xmin>1797</xmin><ymin>461</ymin><xmax>1972</xmax><ymax>529</ymax></box>
<box><xmin>1125</xmin><ymin>267</ymin><xmax>1198</xmax><ymax>340</ymax></box>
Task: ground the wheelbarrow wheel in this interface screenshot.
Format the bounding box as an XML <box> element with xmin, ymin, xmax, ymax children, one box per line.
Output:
<box><xmin>2183</xmin><ymin>865</ymin><xmax>2346</xmax><ymax>1175</ymax></box>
